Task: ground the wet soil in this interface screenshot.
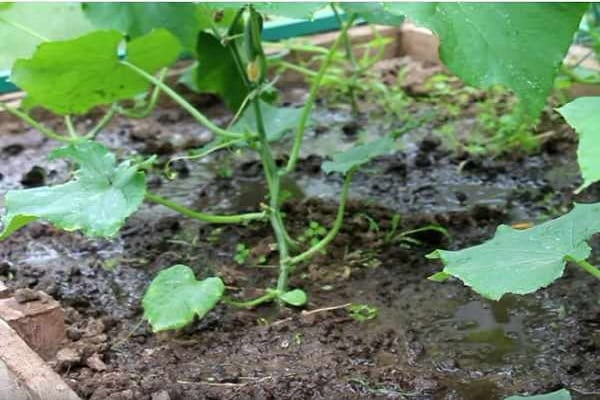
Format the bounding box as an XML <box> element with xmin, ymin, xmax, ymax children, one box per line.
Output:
<box><xmin>0</xmin><ymin>66</ymin><xmax>599</xmax><ymax>400</ymax></box>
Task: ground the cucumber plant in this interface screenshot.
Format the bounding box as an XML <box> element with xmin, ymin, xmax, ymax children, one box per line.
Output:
<box><xmin>0</xmin><ymin>2</ymin><xmax>598</xmax><ymax>333</ymax></box>
<box><xmin>0</xmin><ymin>3</ymin><xmax>407</xmax><ymax>332</ymax></box>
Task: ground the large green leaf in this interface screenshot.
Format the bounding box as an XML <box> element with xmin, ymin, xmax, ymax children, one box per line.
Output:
<box><xmin>231</xmin><ymin>100</ymin><xmax>303</xmax><ymax>142</ymax></box>
<box><xmin>322</xmin><ymin>136</ymin><xmax>395</xmax><ymax>174</ymax></box>
<box><xmin>557</xmin><ymin>97</ymin><xmax>600</xmax><ymax>193</ymax></box>
<box><xmin>142</xmin><ymin>265</ymin><xmax>225</xmax><ymax>332</ymax></box>
<box><xmin>0</xmin><ymin>141</ymin><xmax>146</xmax><ymax>239</ymax></box>
<box><xmin>193</xmin><ymin>31</ymin><xmax>247</xmax><ymax>111</ymax></box>
<box><xmin>82</xmin><ymin>3</ymin><xmax>198</xmax><ymax>50</ymax></box>
<box><xmin>388</xmin><ymin>3</ymin><xmax>587</xmax><ymax>118</ymax></box>
<box><xmin>0</xmin><ymin>3</ymin><xmax>95</xmax><ymax>70</ymax></box>
<box><xmin>11</xmin><ymin>28</ymin><xmax>180</xmax><ymax>115</ymax></box>
<box><xmin>505</xmin><ymin>389</ymin><xmax>571</xmax><ymax>400</ymax></box>
<box><xmin>428</xmin><ymin>203</ymin><xmax>600</xmax><ymax>300</ymax></box>
<box><xmin>340</xmin><ymin>3</ymin><xmax>405</xmax><ymax>26</ymax></box>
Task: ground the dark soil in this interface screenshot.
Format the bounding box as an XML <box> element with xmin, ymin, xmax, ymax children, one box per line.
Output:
<box><xmin>1</xmin><ymin>64</ymin><xmax>599</xmax><ymax>400</ymax></box>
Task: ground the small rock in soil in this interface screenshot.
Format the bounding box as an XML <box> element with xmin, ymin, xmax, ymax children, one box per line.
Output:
<box><xmin>14</xmin><ymin>288</ymin><xmax>41</xmax><ymax>303</ymax></box>
<box><xmin>342</xmin><ymin>120</ymin><xmax>361</xmax><ymax>136</ymax></box>
<box><xmin>419</xmin><ymin>134</ymin><xmax>441</xmax><ymax>152</ymax></box>
<box><xmin>151</xmin><ymin>390</ymin><xmax>171</xmax><ymax>400</ymax></box>
<box><xmin>0</xmin><ymin>260</ymin><xmax>16</xmax><ymax>276</ymax></box>
<box><xmin>66</xmin><ymin>326</ymin><xmax>82</xmax><ymax>341</ymax></box>
<box><xmin>86</xmin><ymin>353</ymin><xmax>107</xmax><ymax>372</ymax></box>
<box><xmin>2</xmin><ymin>143</ymin><xmax>24</xmax><ymax>156</ymax></box>
<box><xmin>56</xmin><ymin>347</ymin><xmax>82</xmax><ymax>370</ymax></box>
<box><xmin>20</xmin><ymin>165</ymin><xmax>46</xmax><ymax>187</ymax></box>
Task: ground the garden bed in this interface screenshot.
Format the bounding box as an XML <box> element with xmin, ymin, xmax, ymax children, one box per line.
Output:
<box><xmin>0</xmin><ymin>55</ymin><xmax>599</xmax><ymax>399</ymax></box>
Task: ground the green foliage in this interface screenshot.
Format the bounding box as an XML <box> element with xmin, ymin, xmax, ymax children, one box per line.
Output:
<box><xmin>505</xmin><ymin>389</ymin><xmax>571</xmax><ymax>400</ymax></box>
<box><xmin>347</xmin><ymin>303</ymin><xmax>378</xmax><ymax>322</ymax></box>
<box><xmin>142</xmin><ymin>265</ymin><xmax>225</xmax><ymax>332</ymax></box>
<box><xmin>189</xmin><ymin>32</ymin><xmax>248</xmax><ymax>111</ymax></box>
<box><xmin>0</xmin><ymin>141</ymin><xmax>146</xmax><ymax>240</ymax></box>
<box><xmin>390</xmin><ymin>3</ymin><xmax>587</xmax><ymax>118</ymax></box>
<box><xmin>322</xmin><ymin>136</ymin><xmax>394</xmax><ymax>174</ymax></box>
<box><xmin>231</xmin><ymin>100</ymin><xmax>303</xmax><ymax>142</ymax></box>
<box><xmin>299</xmin><ymin>221</ymin><xmax>328</xmax><ymax>248</ymax></box>
<box><xmin>340</xmin><ymin>3</ymin><xmax>405</xmax><ymax>26</ymax></box>
<box><xmin>234</xmin><ymin>243</ymin><xmax>251</xmax><ymax>265</ymax></box>
<box><xmin>557</xmin><ymin>97</ymin><xmax>600</xmax><ymax>193</ymax></box>
<box><xmin>253</xmin><ymin>3</ymin><xmax>326</xmax><ymax>20</ymax></box>
<box><xmin>0</xmin><ymin>3</ymin><xmax>94</xmax><ymax>70</ymax></box>
<box><xmin>428</xmin><ymin>203</ymin><xmax>600</xmax><ymax>300</ymax></box>
<box><xmin>11</xmin><ymin>29</ymin><xmax>180</xmax><ymax>114</ymax></box>
<box><xmin>279</xmin><ymin>289</ymin><xmax>308</xmax><ymax>306</ymax></box>
<box><xmin>82</xmin><ymin>2</ymin><xmax>198</xmax><ymax>50</ymax></box>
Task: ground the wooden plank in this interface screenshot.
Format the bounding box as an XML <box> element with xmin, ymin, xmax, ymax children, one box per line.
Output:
<box><xmin>0</xmin><ymin>319</ymin><xmax>80</xmax><ymax>400</ymax></box>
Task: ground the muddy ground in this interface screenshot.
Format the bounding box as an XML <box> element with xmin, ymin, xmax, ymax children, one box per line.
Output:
<box><xmin>0</xmin><ymin>61</ymin><xmax>599</xmax><ymax>400</ymax></box>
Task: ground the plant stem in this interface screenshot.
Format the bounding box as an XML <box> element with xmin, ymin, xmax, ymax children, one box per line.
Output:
<box><xmin>565</xmin><ymin>256</ymin><xmax>600</xmax><ymax>280</ymax></box>
<box><xmin>289</xmin><ymin>169</ymin><xmax>356</xmax><ymax>266</ymax></box>
<box><xmin>145</xmin><ymin>192</ymin><xmax>266</xmax><ymax>224</ymax></box>
<box><xmin>64</xmin><ymin>115</ymin><xmax>77</xmax><ymax>138</ymax></box>
<box><xmin>332</xmin><ymin>6</ymin><xmax>360</xmax><ymax>115</ymax></box>
<box><xmin>224</xmin><ymin>290</ymin><xmax>278</xmax><ymax>308</ymax></box>
<box><xmin>0</xmin><ymin>102</ymin><xmax>70</xmax><ymax>143</ymax></box>
<box><xmin>120</xmin><ymin>61</ymin><xmax>244</xmax><ymax>140</ymax></box>
<box><xmin>85</xmin><ymin>105</ymin><xmax>117</xmax><ymax>139</ymax></box>
<box><xmin>118</xmin><ymin>68</ymin><xmax>167</xmax><ymax>119</ymax></box>
<box><xmin>284</xmin><ymin>14</ymin><xmax>356</xmax><ymax>175</ymax></box>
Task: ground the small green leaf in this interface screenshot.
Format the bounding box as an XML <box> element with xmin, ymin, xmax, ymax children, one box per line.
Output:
<box><xmin>388</xmin><ymin>3</ymin><xmax>587</xmax><ymax>118</ymax></box>
<box><xmin>322</xmin><ymin>136</ymin><xmax>395</xmax><ymax>174</ymax></box>
<box><xmin>11</xmin><ymin>28</ymin><xmax>180</xmax><ymax>114</ymax></box>
<box><xmin>142</xmin><ymin>265</ymin><xmax>224</xmax><ymax>332</ymax></box>
<box><xmin>505</xmin><ymin>389</ymin><xmax>571</xmax><ymax>400</ymax></box>
<box><xmin>428</xmin><ymin>203</ymin><xmax>600</xmax><ymax>300</ymax></box>
<box><xmin>0</xmin><ymin>3</ymin><xmax>13</xmax><ymax>11</ymax></box>
<box><xmin>428</xmin><ymin>271</ymin><xmax>451</xmax><ymax>282</ymax></box>
<box><xmin>0</xmin><ymin>141</ymin><xmax>146</xmax><ymax>239</ymax></box>
<box><xmin>340</xmin><ymin>3</ymin><xmax>405</xmax><ymax>26</ymax></box>
<box><xmin>279</xmin><ymin>289</ymin><xmax>307</xmax><ymax>306</ymax></box>
<box><xmin>82</xmin><ymin>3</ymin><xmax>198</xmax><ymax>50</ymax></box>
<box><xmin>192</xmin><ymin>32</ymin><xmax>248</xmax><ymax>111</ymax></box>
<box><xmin>231</xmin><ymin>100</ymin><xmax>303</xmax><ymax>142</ymax></box>
<box><xmin>557</xmin><ymin>97</ymin><xmax>600</xmax><ymax>193</ymax></box>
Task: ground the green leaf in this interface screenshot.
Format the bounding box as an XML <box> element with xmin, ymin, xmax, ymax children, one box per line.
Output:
<box><xmin>557</xmin><ymin>97</ymin><xmax>600</xmax><ymax>193</ymax></box>
<box><xmin>428</xmin><ymin>271</ymin><xmax>451</xmax><ymax>282</ymax></box>
<box><xmin>279</xmin><ymin>289</ymin><xmax>308</xmax><ymax>306</ymax></box>
<box><xmin>388</xmin><ymin>3</ymin><xmax>587</xmax><ymax>118</ymax></box>
<box><xmin>340</xmin><ymin>3</ymin><xmax>405</xmax><ymax>26</ymax></box>
<box><xmin>231</xmin><ymin>100</ymin><xmax>303</xmax><ymax>142</ymax></box>
<box><xmin>11</xmin><ymin>29</ymin><xmax>180</xmax><ymax>115</ymax></box>
<box><xmin>322</xmin><ymin>136</ymin><xmax>395</xmax><ymax>174</ymax></box>
<box><xmin>0</xmin><ymin>141</ymin><xmax>146</xmax><ymax>239</ymax></box>
<box><xmin>142</xmin><ymin>265</ymin><xmax>225</xmax><ymax>332</ymax></box>
<box><xmin>0</xmin><ymin>3</ymin><xmax>95</xmax><ymax>70</ymax></box>
<box><xmin>505</xmin><ymin>389</ymin><xmax>571</xmax><ymax>400</ymax></box>
<box><xmin>253</xmin><ymin>3</ymin><xmax>326</xmax><ymax>20</ymax></box>
<box><xmin>428</xmin><ymin>203</ymin><xmax>600</xmax><ymax>300</ymax></box>
<box><xmin>82</xmin><ymin>2</ymin><xmax>198</xmax><ymax>50</ymax></box>
<box><xmin>193</xmin><ymin>32</ymin><xmax>248</xmax><ymax>111</ymax></box>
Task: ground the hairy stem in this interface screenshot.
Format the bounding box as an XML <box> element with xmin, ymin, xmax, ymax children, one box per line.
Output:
<box><xmin>332</xmin><ymin>6</ymin><xmax>359</xmax><ymax>115</ymax></box>
<box><xmin>64</xmin><ymin>115</ymin><xmax>77</xmax><ymax>138</ymax></box>
<box><xmin>145</xmin><ymin>192</ymin><xmax>266</xmax><ymax>224</ymax></box>
<box><xmin>284</xmin><ymin>14</ymin><xmax>356</xmax><ymax>175</ymax></box>
<box><xmin>118</xmin><ymin>68</ymin><xmax>167</xmax><ymax>119</ymax></box>
<box><xmin>224</xmin><ymin>290</ymin><xmax>278</xmax><ymax>308</ymax></box>
<box><xmin>85</xmin><ymin>105</ymin><xmax>117</xmax><ymax>139</ymax></box>
<box><xmin>566</xmin><ymin>256</ymin><xmax>600</xmax><ymax>280</ymax></box>
<box><xmin>289</xmin><ymin>169</ymin><xmax>356</xmax><ymax>266</ymax></box>
<box><xmin>0</xmin><ymin>102</ymin><xmax>70</xmax><ymax>143</ymax></box>
<box><xmin>120</xmin><ymin>61</ymin><xmax>244</xmax><ymax>140</ymax></box>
